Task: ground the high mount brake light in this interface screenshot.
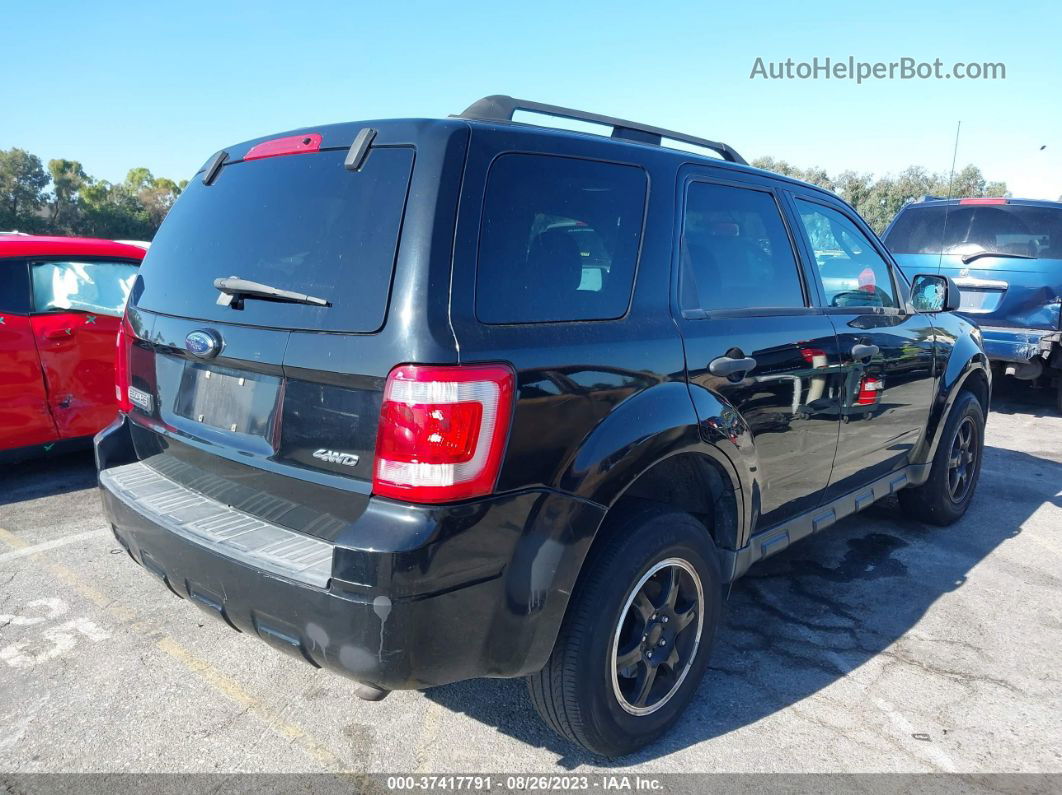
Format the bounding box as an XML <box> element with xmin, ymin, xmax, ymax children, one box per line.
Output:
<box><xmin>243</xmin><ymin>133</ymin><xmax>323</xmax><ymax>161</ymax></box>
<box><xmin>373</xmin><ymin>364</ymin><xmax>516</xmax><ymax>503</ymax></box>
<box><xmin>115</xmin><ymin>319</ymin><xmax>133</xmax><ymax>412</ymax></box>
<box><xmin>958</xmin><ymin>198</ymin><xmax>1007</xmax><ymax>205</ymax></box>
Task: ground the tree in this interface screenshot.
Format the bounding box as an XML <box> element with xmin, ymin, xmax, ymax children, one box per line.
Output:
<box><xmin>751</xmin><ymin>156</ymin><xmax>835</xmax><ymax>190</ymax></box>
<box><xmin>949</xmin><ymin>164</ymin><xmax>989</xmax><ymax>197</ymax></box>
<box><xmin>0</xmin><ymin>148</ymin><xmax>49</xmax><ymax>231</ymax></box>
<box><xmin>126</xmin><ymin>169</ymin><xmax>183</xmax><ymax>229</ymax></box>
<box><xmin>3</xmin><ymin>144</ymin><xmax>1016</xmax><ymax>242</ymax></box>
<box><xmin>854</xmin><ymin>166</ymin><xmax>937</xmax><ymax>234</ymax></box>
<box><xmin>0</xmin><ymin>149</ymin><xmax>190</xmax><ymax>239</ymax></box>
<box><xmin>751</xmin><ymin>158</ymin><xmax>1009</xmax><ymax>234</ymax></box>
<box><xmin>124</xmin><ymin>167</ymin><xmax>154</xmax><ymax>193</ymax></box>
<box><xmin>984</xmin><ymin>180</ymin><xmax>1007</xmax><ymax>198</ymax></box>
<box><xmin>75</xmin><ymin>179</ymin><xmax>153</xmax><ymax>240</ymax></box>
<box><xmin>47</xmin><ymin>159</ymin><xmax>88</xmax><ymax>231</ymax></box>
<box><xmin>70</xmin><ymin>167</ymin><xmax>186</xmax><ymax>239</ymax></box>
<box><xmin>834</xmin><ymin>170</ymin><xmax>877</xmax><ymax>226</ymax></box>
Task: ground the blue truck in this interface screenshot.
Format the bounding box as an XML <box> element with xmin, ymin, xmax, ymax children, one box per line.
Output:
<box><xmin>885</xmin><ymin>197</ymin><xmax>1062</xmax><ymax>411</ymax></box>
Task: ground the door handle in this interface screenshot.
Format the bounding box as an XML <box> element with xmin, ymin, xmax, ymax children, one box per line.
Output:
<box><xmin>43</xmin><ymin>327</ymin><xmax>76</xmax><ymax>341</ymax></box>
<box><xmin>851</xmin><ymin>343</ymin><xmax>879</xmax><ymax>361</ymax></box>
<box><xmin>709</xmin><ymin>355</ymin><xmax>757</xmax><ymax>378</ymax></box>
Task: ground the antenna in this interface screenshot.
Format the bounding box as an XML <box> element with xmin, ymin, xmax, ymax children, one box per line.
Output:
<box><xmin>937</xmin><ymin>121</ymin><xmax>962</xmax><ymax>273</ymax></box>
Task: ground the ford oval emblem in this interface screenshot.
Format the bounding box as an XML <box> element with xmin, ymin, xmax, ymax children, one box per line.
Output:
<box><xmin>185</xmin><ymin>329</ymin><xmax>221</xmax><ymax>358</ymax></box>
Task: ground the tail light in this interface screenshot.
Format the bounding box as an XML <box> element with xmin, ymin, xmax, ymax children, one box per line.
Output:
<box><xmin>799</xmin><ymin>347</ymin><xmax>827</xmax><ymax>365</ymax></box>
<box><xmin>373</xmin><ymin>364</ymin><xmax>516</xmax><ymax>503</ymax></box>
<box><xmin>856</xmin><ymin>375</ymin><xmax>883</xmax><ymax>406</ymax></box>
<box><xmin>114</xmin><ymin>318</ymin><xmax>133</xmax><ymax>412</ymax></box>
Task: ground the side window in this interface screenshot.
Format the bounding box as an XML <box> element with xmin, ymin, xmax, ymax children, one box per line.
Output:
<box><xmin>476</xmin><ymin>154</ymin><xmax>647</xmax><ymax>324</ymax></box>
<box><xmin>681</xmin><ymin>182</ymin><xmax>805</xmax><ymax>311</ymax></box>
<box><xmin>794</xmin><ymin>200</ymin><xmax>898</xmax><ymax>309</ymax></box>
<box><xmin>0</xmin><ymin>262</ymin><xmax>31</xmax><ymax>314</ymax></box>
<box><xmin>30</xmin><ymin>260</ymin><xmax>139</xmax><ymax>317</ymax></box>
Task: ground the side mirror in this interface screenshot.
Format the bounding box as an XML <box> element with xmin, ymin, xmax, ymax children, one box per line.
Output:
<box><xmin>910</xmin><ymin>273</ymin><xmax>961</xmax><ymax>313</ymax></box>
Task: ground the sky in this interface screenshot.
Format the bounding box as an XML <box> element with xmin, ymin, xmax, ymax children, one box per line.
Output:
<box><xmin>2</xmin><ymin>0</ymin><xmax>1059</xmax><ymax>199</ymax></box>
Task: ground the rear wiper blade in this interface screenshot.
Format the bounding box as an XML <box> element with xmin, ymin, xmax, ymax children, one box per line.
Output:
<box><xmin>959</xmin><ymin>250</ymin><xmax>1035</xmax><ymax>264</ymax></box>
<box><xmin>213</xmin><ymin>276</ymin><xmax>330</xmax><ymax>307</ymax></box>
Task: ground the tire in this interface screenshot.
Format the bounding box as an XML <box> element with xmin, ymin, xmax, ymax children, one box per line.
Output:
<box><xmin>527</xmin><ymin>504</ymin><xmax>722</xmax><ymax>757</ymax></box>
<box><xmin>899</xmin><ymin>391</ymin><xmax>985</xmax><ymax>526</ymax></box>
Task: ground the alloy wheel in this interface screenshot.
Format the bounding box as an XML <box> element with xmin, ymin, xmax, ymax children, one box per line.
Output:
<box><xmin>947</xmin><ymin>416</ymin><xmax>978</xmax><ymax>503</ymax></box>
<box><xmin>610</xmin><ymin>558</ymin><xmax>704</xmax><ymax>716</ymax></box>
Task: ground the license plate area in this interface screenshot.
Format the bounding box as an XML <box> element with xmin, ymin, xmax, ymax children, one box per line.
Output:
<box><xmin>174</xmin><ymin>362</ymin><xmax>281</xmax><ymax>438</ymax></box>
<box><xmin>958</xmin><ymin>289</ymin><xmax>1002</xmax><ymax>313</ymax></box>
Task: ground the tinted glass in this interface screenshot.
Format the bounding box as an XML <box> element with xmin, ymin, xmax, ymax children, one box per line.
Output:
<box><xmin>31</xmin><ymin>260</ymin><xmax>138</xmax><ymax>317</ymax></box>
<box><xmin>0</xmin><ymin>261</ymin><xmax>30</xmax><ymax>314</ymax></box>
<box><xmin>681</xmin><ymin>182</ymin><xmax>805</xmax><ymax>310</ymax></box>
<box><xmin>885</xmin><ymin>204</ymin><xmax>1062</xmax><ymax>259</ymax></box>
<box><xmin>476</xmin><ymin>154</ymin><xmax>646</xmax><ymax>324</ymax></box>
<box><xmin>137</xmin><ymin>147</ymin><xmax>414</xmax><ymax>332</ymax></box>
<box><xmin>796</xmin><ymin>200</ymin><xmax>898</xmax><ymax>309</ymax></box>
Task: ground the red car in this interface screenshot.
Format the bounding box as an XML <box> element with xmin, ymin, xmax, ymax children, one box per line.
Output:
<box><xmin>0</xmin><ymin>235</ymin><xmax>146</xmax><ymax>461</ymax></box>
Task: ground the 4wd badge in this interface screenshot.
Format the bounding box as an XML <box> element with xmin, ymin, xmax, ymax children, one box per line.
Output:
<box><xmin>312</xmin><ymin>449</ymin><xmax>360</xmax><ymax>467</ymax></box>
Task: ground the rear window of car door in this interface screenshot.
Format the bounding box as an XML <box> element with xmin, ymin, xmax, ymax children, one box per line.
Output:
<box><xmin>0</xmin><ymin>261</ymin><xmax>31</xmax><ymax>314</ymax></box>
<box><xmin>475</xmin><ymin>154</ymin><xmax>647</xmax><ymax>324</ymax></box>
<box><xmin>30</xmin><ymin>260</ymin><xmax>139</xmax><ymax>317</ymax></box>
<box><xmin>680</xmin><ymin>181</ymin><xmax>806</xmax><ymax>311</ymax></box>
<box><xmin>794</xmin><ymin>199</ymin><xmax>899</xmax><ymax>309</ymax></box>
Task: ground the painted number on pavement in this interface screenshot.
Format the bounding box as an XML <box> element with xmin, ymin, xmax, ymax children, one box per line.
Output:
<box><xmin>0</xmin><ymin>598</ymin><xmax>110</xmax><ymax>668</ymax></box>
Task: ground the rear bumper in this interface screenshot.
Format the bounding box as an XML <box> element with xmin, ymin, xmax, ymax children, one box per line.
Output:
<box><xmin>978</xmin><ymin>326</ymin><xmax>1061</xmax><ymax>365</ymax></box>
<box><xmin>97</xmin><ymin>416</ymin><xmax>605</xmax><ymax>691</ymax></box>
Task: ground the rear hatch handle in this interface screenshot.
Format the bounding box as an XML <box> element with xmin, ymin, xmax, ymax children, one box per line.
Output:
<box><xmin>213</xmin><ymin>276</ymin><xmax>331</xmax><ymax>308</ymax></box>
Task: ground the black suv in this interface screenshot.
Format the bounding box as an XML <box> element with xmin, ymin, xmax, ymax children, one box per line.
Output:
<box><xmin>96</xmin><ymin>96</ymin><xmax>990</xmax><ymax>757</ymax></box>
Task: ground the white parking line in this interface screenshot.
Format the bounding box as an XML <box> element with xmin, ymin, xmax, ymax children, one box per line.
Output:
<box><xmin>0</xmin><ymin>523</ymin><xmax>353</xmax><ymax>772</ymax></box>
<box><xmin>875</xmin><ymin>697</ymin><xmax>958</xmax><ymax>772</ymax></box>
<box><xmin>0</xmin><ymin>529</ymin><xmax>109</xmax><ymax>564</ymax></box>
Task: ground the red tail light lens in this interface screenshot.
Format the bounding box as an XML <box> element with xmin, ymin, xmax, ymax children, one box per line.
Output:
<box><xmin>373</xmin><ymin>364</ymin><xmax>516</xmax><ymax>503</ymax></box>
<box><xmin>114</xmin><ymin>318</ymin><xmax>133</xmax><ymax>412</ymax></box>
<box><xmin>856</xmin><ymin>375</ymin><xmax>883</xmax><ymax>406</ymax></box>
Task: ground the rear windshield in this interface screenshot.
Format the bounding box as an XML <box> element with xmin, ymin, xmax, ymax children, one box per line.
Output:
<box><xmin>136</xmin><ymin>147</ymin><xmax>414</xmax><ymax>332</ymax></box>
<box><xmin>476</xmin><ymin>154</ymin><xmax>647</xmax><ymax>324</ymax></box>
<box><xmin>885</xmin><ymin>204</ymin><xmax>1062</xmax><ymax>259</ymax></box>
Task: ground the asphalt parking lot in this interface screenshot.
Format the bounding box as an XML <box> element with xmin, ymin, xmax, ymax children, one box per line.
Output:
<box><xmin>1</xmin><ymin>380</ymin><xmax>1060</xmax><ymax>775</ymax></box>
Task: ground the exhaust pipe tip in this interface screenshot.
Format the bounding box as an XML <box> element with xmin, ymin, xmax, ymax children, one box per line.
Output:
<box><xmin>352</xmin><ymin>682</ymin><xmax>390</xmax><ymax>702</ymax></box>
<box><xmin>1005</xmin><ymin>360</ymin><xmax>1043</xmax><ymax>381</ymax></box>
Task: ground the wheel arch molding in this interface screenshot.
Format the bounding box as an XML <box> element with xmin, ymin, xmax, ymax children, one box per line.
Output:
<box><xmin>556</xmin><ymin>381</ymin><xmax>747</xmax><ymax>551</ymax></box>
<box><xmin>515</xmin><ymin>383</ymin><xmax>748</xmax><ymax>674</ymax></box>
<box><xmin>919</xmin><ymin>338</ymin><xmax>991</xmax><ymax>469</ymax></box>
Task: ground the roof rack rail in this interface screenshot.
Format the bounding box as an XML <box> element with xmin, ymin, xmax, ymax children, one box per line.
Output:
<box><xmin>456</xmin><ymin>95</ymin><xmax>747</xmax><ymax>165</ymax></box>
